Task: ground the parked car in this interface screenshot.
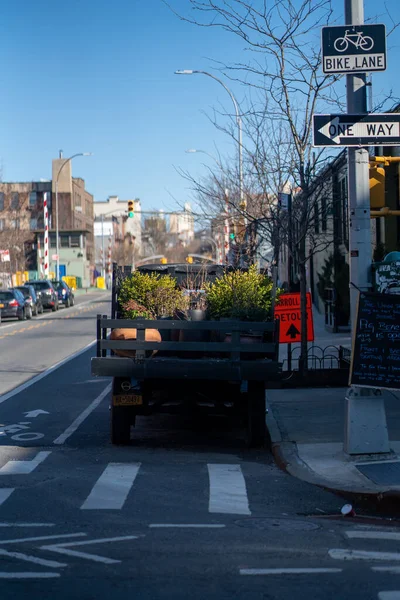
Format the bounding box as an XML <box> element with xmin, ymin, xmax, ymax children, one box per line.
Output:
<box><xmin>52</xmin><ymin>280</ymin><xmax>75</xmax><ymax>308</ymax></box>
<box><xmin>26</xmin><ymin>280</ymin><xmax>59</xmax><ymax>311</ymax></box>
<box><xmin>0</xmin><ymin>289</ymin><xmax>30</xmax><ymax>321</ymax></box>
<box><xmin>14</xmin><ymin>285</ymin><xmax>44</xmax><ymax>316</ymax></box>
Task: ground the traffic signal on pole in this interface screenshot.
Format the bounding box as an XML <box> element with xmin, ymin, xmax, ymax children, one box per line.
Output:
<box><xmin>127</xmin><ymin>200</ymin><xmax>134</xmax><ymax>218</ymax></box>
<box><xmin>229</xmin><ymin>221</ymin><xmax>236</xmax><ymax>240</ymax></box>
<box><xmin>369</xmin><ymin>162</ymin><xmax>385</xmax><ymax>209</ymax></box>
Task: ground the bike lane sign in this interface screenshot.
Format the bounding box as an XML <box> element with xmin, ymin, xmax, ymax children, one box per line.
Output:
<box><xmin>322</xmin><ymin>24</ymin><xmax>386</xmax><ymax>74</ymax></box>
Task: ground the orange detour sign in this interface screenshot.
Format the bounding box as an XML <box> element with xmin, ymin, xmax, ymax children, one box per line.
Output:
<box><xmin>274</xmin><ymin>292</ymin><xmax>314</xmax><ymax>344</ymax></box>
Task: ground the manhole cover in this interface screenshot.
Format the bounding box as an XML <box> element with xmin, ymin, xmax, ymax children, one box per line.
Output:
<box><xmin>234</xmin><ymin>517</ymin><xmax>319</xmax><ymax>532</ymax></box>
<box><xmin>356</xmin><ymin>461</ymin><xmax>400</xmax><ymax>486</ymax></box>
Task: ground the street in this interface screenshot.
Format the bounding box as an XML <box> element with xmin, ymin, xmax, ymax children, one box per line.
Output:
<box><xmin>0</xmin><ymin>300</ymin><xmax>399</xmax><ymax>600</ymax></box>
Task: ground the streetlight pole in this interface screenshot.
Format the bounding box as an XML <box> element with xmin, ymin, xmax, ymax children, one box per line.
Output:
<box><xmin>55</xmin><ymin>152</ymin><xmax>92</xmax><ymax>280</ymax></box>
<box><xmin>175</xmin><ymin>70</ymin><xmax>245</xmax><ymax>216</ymax></box>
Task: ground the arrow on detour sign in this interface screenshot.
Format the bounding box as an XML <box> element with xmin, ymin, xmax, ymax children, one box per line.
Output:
<box><xmin>274</xmin><ymin>293</ymin><xmax>314</xmax><ymax>344</ymax></box>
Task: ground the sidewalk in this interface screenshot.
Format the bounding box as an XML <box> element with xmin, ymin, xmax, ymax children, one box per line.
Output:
<box><xmin>73</xmin><ymin>287</ymin><xmax>109</xmax><ymax>296</ymax></box>
<box><xmin>266</xmin><ymin>386</ymin><xmax>400</xmax><ymax>512</ymax></box>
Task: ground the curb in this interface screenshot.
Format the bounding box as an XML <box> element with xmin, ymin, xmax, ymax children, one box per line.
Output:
<box><xmin>270</xmin><ymin>438</ymin><xmax>400</xmax><ymax>516</ymax></box>
<box><xmin>265</xmin><ymin>395</ymin><xmax>400</xmax><ymax>516</ymax></box>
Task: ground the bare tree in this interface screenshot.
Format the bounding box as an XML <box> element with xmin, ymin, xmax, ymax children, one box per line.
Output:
<box><xmin>168</xmin><ymin>0</ymin><xmax>400</xmax><ymax>370</ymax></box>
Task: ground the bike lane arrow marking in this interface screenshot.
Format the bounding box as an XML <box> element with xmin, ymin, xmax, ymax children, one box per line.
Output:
<box><xmin>23</xmin><ymin>410</ymin><xmax>50</xmax><ymax>418</ymax></box>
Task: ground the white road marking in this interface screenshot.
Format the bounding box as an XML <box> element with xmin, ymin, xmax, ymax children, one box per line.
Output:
<box><xmin>0</xmin><ymin>572</ymin><xmax>60</xmax><ymax>579</ymax></box>
<box><xmin>374</xmin><ymin>567</ymin><xmax>400</xmax><ymax>574</ymax></box>
<box><xmin>0</xmin><ymin>339</ymin><xmax>98</xmax><ymax>405</ymax></box>
<box><xmin>41</xmin><ymin>535</ymin><xmax>139</xmax><ymax>565</ymax></box>
<box><xmin>0</xmin><ymin>548</ymin><xmax>66</xmax><ymax>568</ymax></box>
<box><xmin>0</xmin><ymin>533</ymin><xmax>86</xmax><ymax>545</ymax></box>
<box><xmin>149</xmin><ymin>524</ymin><xmax>226</xmax><ymax>528</ymax></box>
<box><xmin>81</xmin><ymin>463</ymin><xmax>140</xmax><ymax>510</ymax></box>
<box><xmin>0</xmin><ymin>489</ymin><xmax>14</xmax><ymax>506</ymax></box>
<box><xmin>207</xmin><ymin>464</ymin><xmax>251</xmax><ymax>515</ymax></box>
<box><xmin>24</xmin><ymin>410</ymin><xmax>49</xmax><ymax>418</ymax></box>
<box><xmin>346</xmin><ymin>531</ymin><xmax>400</xmax><ymax>541</ymax></box>
<box><xmin>53</xmin><ymin>384</ymin><xmax>111</xmax><ymax>445</ymax></box>
<box><xmin>378</xmin><ymin>593</ymin><xmax>400</xmax><ymax>600</ymax></box>
<box><xmin>240</xmin><ymin>568</ymin><xmax>343</xmax><ymax>575</ymax></box>
<box><xmin>329</xmin><ymin>549</ymin><xmax>400</xmax><ymax>561</ymax></box>
<box><xmin>11</xmin><ymin>432</ymin><xmax>44</xmax><ymax>441</ymax></box>
<box><xmin>0</xmin><ymin>523</ymin><xmax>55</xmax><ymax>528</ymax></box>
<box><xmin>0</xmin><ymin>451</ymin><xmax>51</xmax><ymax>475</ymax></box>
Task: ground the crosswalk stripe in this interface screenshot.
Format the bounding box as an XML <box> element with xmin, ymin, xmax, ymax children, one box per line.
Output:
<box><xmin>378</xmin><ymin>593</ymin><xmax>400</xmax><ymax>600</ymax></box>
<box><xmin>208</xmin><ymin>464</ymin><xmax>251</xmax><ymax>515</ymax></box>
<box><xmin>0</xmin><ymin>451</ymin><xmax>51</xmax><ymax>475</ymax></box>
<box><xmin>329</xmin><ymin>549</ymin><xmax>400</xmax><ymax>562</ymax></box>
<box><xmin>81</xmin><ymin>463</ymin><xmax>141</xmax><ymax>510</ymax></box>
<box><xmin>0</xmin><ymin>489</ymin><xmax>14</xmax><ymax>506</ymax></box>
<box><xmin>240</xmin><ymin>568</ymin><xmax>342</xmax><ymax>575</ymax></box>
<box><xmin>346</xmin><ymin>531</ymin><xmax>400</xmax><ymax>541</ymax></box>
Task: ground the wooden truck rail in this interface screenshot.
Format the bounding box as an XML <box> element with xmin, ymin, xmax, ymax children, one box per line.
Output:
<box><xmin>92</xmin><ymin>316</ymin><xmax>281</xmax><ymax>382</ymax></box>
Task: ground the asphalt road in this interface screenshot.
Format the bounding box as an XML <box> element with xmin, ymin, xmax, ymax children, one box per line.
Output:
<box><xmin>0</xmin><ymin>291</ymin><xmax>110</xmax><ymax>396</ymax></box>
<box><xmin>1</xmin><ymin>303</ymin><xmax>400</xmax><ymax>599</ymax></box>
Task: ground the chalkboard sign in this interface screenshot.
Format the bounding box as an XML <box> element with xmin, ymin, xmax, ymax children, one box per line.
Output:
<box><xmin>350</xmin><ymin>292</ymin><xmax>400</xmax><ymax>390</ymax></box>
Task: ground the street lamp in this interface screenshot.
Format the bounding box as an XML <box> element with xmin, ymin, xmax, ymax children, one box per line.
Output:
<box><xmin>175</xmin><ymin>70</ymin><xmax>244</xmax><ymax>214</ymax></box>
<box><xmin>55</xmin><ymin>152</ymin><xmax>92</xmax><ymax>280</ymax></box>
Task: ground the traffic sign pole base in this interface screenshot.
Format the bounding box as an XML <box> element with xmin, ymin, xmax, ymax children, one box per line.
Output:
<box><xmin>344</xmin><ymin>386</ymin><xmax>390</xmax><ymax>455</ymax></box>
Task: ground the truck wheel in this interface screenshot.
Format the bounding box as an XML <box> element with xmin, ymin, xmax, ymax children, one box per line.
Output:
<box><xmin>110</xmin><ymin>404</ymin><xmax>131</xmax><ymax>445</ymax></box>
<box><xmin>246</xmin><ymin>382</ymin><xmax>266</xmax><ymax>447</ymax></box>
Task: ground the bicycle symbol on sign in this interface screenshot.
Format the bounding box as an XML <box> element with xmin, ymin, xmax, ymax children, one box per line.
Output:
<box><xmin>334</xmin><ymin>30</ymin><xmax>374</xmax><ymax>53</ymax></box>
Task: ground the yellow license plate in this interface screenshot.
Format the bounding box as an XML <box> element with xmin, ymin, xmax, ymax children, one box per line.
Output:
<box><xmin>0</xmin><ymin>304</ymin><xmax>4</xmax><ymax>308</ymax></box>
<box><xmin>113</xmin><ymin>394</ymin><xmax>143</xmax><ymax>407</ymax></box>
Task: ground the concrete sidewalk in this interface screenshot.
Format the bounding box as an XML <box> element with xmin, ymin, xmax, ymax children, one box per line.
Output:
<box><xmin>266</xmin><ymin>386</ymin><xmax>400</xmax><ymax>512</ymax></box>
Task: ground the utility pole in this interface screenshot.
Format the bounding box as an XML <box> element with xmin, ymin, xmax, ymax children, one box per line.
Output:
<box><xmin>343</xmin><ymin>0</ymin><xmax>390</xmax><ymax>454</ymax></box>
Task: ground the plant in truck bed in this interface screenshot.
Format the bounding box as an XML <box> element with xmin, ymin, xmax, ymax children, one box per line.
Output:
<box><xmin>204</xmin><ymin>265</ymin><xmax>276</xmax><ymax>322</ymax></box>
<box><xmin>119</xmin><ymin>270</ymin><xmax>188</xmax><ymax>319</ymax></box>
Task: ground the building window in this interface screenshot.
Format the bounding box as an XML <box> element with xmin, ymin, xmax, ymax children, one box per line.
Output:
<box><xmin>0</xmin><ymin>218</ymin><xmax>4</xmax><ymax>230</ymax></box>
<box><xmin>0</xmin><ymin>193</ymin><xmax>4</xmax><ymax>211</ymax></box>
<box><xmin>70</xmin><ymin>235</ymin><xmax>81</xmax><ymax>248</ymax></box>
<box><xmin>11</xmin><ymin>218</ymin><xmax>20</xmax><ymax>229</ymax></box>
<box><xmin>60</xmin><ymin>235</ymin><xmax>69</xmax><ymax>248</ymax></box>
<box><xmin>11</xmin><ymin>192</ymin><xmax>19</xmax><ymax>210</ymax></box>
<box><xmin>321</xmin><ymin>196</ymin><xmax>327</xmax><ymax>232</ymax></box>
<box><xmin>314</xmin><ymin>200</ymin><xmax>320</xmax><ymax>234</ymax></box>
<box><xmin>30</xmin><ymin>218</ymin><xmax>38</xmax><ymax>231</ymax></box>
<box><xmin>50</xmin><ymin>235</ymin><xmax>57</xmax><ymax>248</ymax></box>
<box><xmin>29</xmin><ymin>191</ymin><xmax>37</xmax><ymax>207</ymax></box>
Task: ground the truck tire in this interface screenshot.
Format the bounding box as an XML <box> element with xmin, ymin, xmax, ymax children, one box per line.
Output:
<box><xmin>110</xmin><ymin>404</ymin><xmax>131</xmax><ymax>445</ymax></box>
<box><xmin>246</xmin><ymin>382</ymin><xmax>266</xmax><ymax>447</ymax></box>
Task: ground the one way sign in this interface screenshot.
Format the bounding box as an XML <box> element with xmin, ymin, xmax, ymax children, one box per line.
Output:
<box><xmin>274</xmin><ymin>292</ymin><xmax>314</xmax><ymax>344</ymax></box>
<box><xmin>313</xmin><ymin>113</ymin><xmax>400</xmax><ymax>147</ymax></box>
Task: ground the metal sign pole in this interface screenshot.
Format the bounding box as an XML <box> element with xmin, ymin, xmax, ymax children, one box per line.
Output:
<box><xmin>343</xmin><ymin>0</ymin><xmax>389</xmax><ymax>454</ymax></box>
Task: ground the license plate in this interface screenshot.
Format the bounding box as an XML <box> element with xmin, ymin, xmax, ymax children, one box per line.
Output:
<box><xmin>113</xmin><ymin>394</ymin><xmax>143</xmax><ymax>407</ymax></box>
<box><xmin>0</xmin><ymin>304</ymin><xmax>4</xmax><ymax>308</ymax></box>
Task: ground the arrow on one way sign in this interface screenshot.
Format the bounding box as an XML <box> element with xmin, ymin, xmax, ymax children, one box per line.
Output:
<box><xmin>313</xmin><ymin>113</ymin><xmax>400</xmax><ymax>147</ymax></box>
<box><xmin>24</xmin><ymin>410</ymin><xmax>50</xmax><ymax>418</ymax></box>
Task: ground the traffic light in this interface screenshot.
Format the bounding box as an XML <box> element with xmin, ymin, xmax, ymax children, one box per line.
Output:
<box><xmin>229</xmin><ymin>221</ymin><xmax>236</xmax><ymax>240</ymax></box>
<box><xmin>127</xmin><ymin>200</ymin><xmax>134</xmax><ymax>218</ymax></box>
<box><xmin>160</xmin><ymin>257</ymin><xmax>168</xmax><ymax>264</ymax></box>
<box><xmin>369</xmin><ymin>162</ymin><xmax>385</xmax><ymax>209</ymax></box>
<box><xmin>186</xmin><ymin>256</ymin><xmax>193</xmax><ymax>264</ymax></box>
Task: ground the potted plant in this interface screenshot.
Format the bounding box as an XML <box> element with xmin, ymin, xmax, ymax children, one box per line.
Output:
<box><xmin>205</xmin><ymin>265</ymin><xmax>275</xmax><ymax>323</ymax></box>
<box><xmin>118</xmin><ymin>270</ymin><xmax>188</xmax><ymax>318</ymax></box>
<box><xmin>204</xmin><ymin>266</ymin><xmax>278</xmax><ymax>355</ymax></box>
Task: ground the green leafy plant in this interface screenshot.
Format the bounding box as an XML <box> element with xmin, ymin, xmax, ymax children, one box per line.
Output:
<box><xmin>121</xmin><ymin>299</ymin><xmax>154</xmax><ymax>320</ymax></box>
<box><xmin>119</xmin><ymin>270</ymin><xmax>188</xmax><ymax>318</ymax></box>
<box><xmin>204</xmin><ymin>265</ymin><xmax>276</xmax><ymax>321</ymax></box>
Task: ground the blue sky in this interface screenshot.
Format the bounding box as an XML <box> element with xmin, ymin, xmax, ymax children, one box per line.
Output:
<box><xmin>0</xmin><ymin>0</ymin><xmax>399</xmax><ymax>214</ymax></box>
